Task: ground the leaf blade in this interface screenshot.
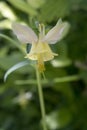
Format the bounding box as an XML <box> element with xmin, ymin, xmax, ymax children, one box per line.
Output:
<box><xmin>4</xmin><ymin>60</ymin><xmax>29</xmax><ymax>82</ymax></box>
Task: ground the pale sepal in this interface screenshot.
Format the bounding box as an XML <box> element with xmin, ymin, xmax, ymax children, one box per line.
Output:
<box><xmin>42</xmin><ymin>19</ymin><xmax>70</xmax><ymax>44</ymax></box>
<box><xmin>12</xmin><ymin>23</ymin><xmax>38</xmax><ymax>44</ymax></box>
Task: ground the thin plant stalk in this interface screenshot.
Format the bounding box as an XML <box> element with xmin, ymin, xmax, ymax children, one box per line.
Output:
<box><xmin>36</xmin><ymin>66</ymin><xmax>47</xmax><ymax>130</ymax></box>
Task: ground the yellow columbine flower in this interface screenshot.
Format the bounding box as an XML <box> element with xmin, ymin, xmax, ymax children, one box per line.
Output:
<box><xmin>12</xmin><ymin>19</ymin><xmax>69</xmax><ymax>72</ymax></box>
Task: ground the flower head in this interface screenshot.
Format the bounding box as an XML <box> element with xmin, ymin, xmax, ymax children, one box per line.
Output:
<box><xmin>12</xmin><ymin>19</ymin><xmax>69</xmax><ymax>72</ymax></box>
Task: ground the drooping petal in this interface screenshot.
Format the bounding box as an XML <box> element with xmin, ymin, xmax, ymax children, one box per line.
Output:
<box><xmin>12</xmin><ymin>23</ymin><xmax>38</xmax><ymax>44</ymax></box>
<box><xmin>42</xmin><ymin>19</ymin><xmax>70</xmax><ymax>44</ymax></box>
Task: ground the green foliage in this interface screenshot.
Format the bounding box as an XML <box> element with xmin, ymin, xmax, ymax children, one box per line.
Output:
<box><xmin>8</xmin><ymin>0</ymin><xmax>37</xmax><ymax>16</ymax></box>
<box><xmin>4</xmin><ymin>60</ymin><xmax>30</xmax><ymax>82</ymax></box>
<box><xmin>38</xmin><ymin>0</ymin><xmax>70</xmax><ymax>22</ymax></box>
<box><xmin>0</xmin><ymin>0</ymin><xmax>87</xmax><ymax>130</ymax></box>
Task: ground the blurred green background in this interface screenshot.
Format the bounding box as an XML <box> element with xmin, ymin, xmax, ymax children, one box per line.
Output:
<box><xmin>0</xmin><ymin>0</ymin><xmax>87</xmax><ymax>130</ymax></box>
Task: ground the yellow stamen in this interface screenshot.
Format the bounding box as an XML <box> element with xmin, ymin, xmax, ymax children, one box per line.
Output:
<box><xmin>37</xmin><ymin>54</ymin><xmax>45</xmax><ymax>72</ymax></box>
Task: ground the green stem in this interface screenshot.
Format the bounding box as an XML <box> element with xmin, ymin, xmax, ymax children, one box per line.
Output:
<box><xmin>36</xmin><ymin>66</ymin><xmax>47</xmax><ymax>130</ymax></box>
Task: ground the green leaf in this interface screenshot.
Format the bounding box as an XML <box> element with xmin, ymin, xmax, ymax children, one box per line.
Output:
<box><xmin>4</xmin><ymin>60</ymin><xmax>29</xmax><ymax>82</ymax></box>
<box><xmin>0</xmin><ymin>2</ymin><xmax>17</xmax><ymax>20</ymax></box>
<box><xmin>27</xmin><ymin>0</ymin><xmax>45</xmax><ymax>9</ymax></box>
<box><xmin>38</xmin><ymin>0</ymin><xmax>70</xmax><ymax>22</ymax></box>
<box><xmin>15</xmin><ymin>75</ymin><xmax>80</xmax><ymax>86</ymax></box>
<box><xmin>0</xmin><ymin>54</ymin><xmax>23</xmax><ymax>69</ymax></box>
<box><xmin>0</xmin><ymin>19</ymin><xmax>12</xmax><ymax>29</ymax></box>
<box><xmin>28</xmin><ymin>0</ymin><xmax>45</xmax><ymax>8</ymax></box>
<box><xmin>0</xmin><ymin>34</ymin><xmax>25</xmax><ymax>54</ymax></box>
<box><xmin>8</xmin><ymin>0</ymin><xmax>37</xmax><ymax>16</ymax></box>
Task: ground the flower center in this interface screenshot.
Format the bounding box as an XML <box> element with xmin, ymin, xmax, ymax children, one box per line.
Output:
<box><xmin>25</xmin><ymin>24</ymin><xmax>58</xmax><ymax>72</ymax></box>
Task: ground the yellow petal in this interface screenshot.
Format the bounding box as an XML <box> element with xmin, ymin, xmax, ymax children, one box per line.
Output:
<box><xmin>26</xmin><ymin>42</ymin><xmax>58</xmax><ymax>61</ymax></box>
